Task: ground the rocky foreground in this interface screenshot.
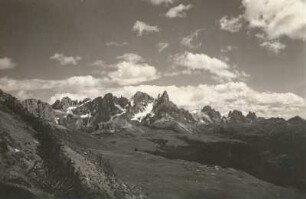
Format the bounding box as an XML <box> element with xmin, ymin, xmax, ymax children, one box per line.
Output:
<box><xmin>1</xmin><ymin>89</ymin><xmax>306</xmax><ymax>199</ymax></box>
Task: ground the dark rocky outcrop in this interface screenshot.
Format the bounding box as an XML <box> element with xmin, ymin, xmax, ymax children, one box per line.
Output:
<box><xmin>201</xmin><ymin>106</ymin><xmax>222</xmax><ymax>124</ymax></box>
<box><xmin>22</xmin><ymin>99</ymin><xmax>56</xmax><ymax>123</ymax></box>
<box><xmin>228</xmin><ymin>110</ymin><xmax>247</xmax><ymax>124</ymax></box>
<box><xmin>145</xmin><ymin>91</ymin><xmax>195</xmax><ymax>124</ymax></box>
<box><xmin>52</xmin><ymin>97</ymin><xmax>79</xmax><ymax>110</ymax></box>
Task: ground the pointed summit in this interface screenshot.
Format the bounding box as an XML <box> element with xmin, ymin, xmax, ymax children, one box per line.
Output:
<box><xmin>132</xmin><ymin>91</ymin><xmax>154</xmax><ymax>106</ymax></box>
<box><xmin>246</xmin><ymin>111</ymin><xmax>257</xmax><ymax>123</ymax></box>
<box><xmin>52</xmin><ymin>96</ymin><xmax>78</xmax><ymax>110</ymax></box>
<box><xmin>200</xmin><ymin>105</ymin><xmax>221</xmax><ymax>124</ymax></box>
<box><xmin>161</xmin><ymin>91</ymin><xmax>169</xmax><ymax>102</ymax></box>
<box><xmin>228</xmin><ymin>110</ymin><xmax>246</xmax><ymax>123</ymax></box>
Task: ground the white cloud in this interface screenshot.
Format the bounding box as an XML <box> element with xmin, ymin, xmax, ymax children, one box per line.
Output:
<box><xmin>106</xmin><ymin>41</ymin><xmax>128</xmax><ymax>47</ymax></box>
<box><xmin>242</xmin><ymin>0</ymin><xmax>306</xmax><ymax>41</ymax></box>
<box><xmin>108</xmin><ymin>53</ymin><xmax>160</xmax><ymax>85</ymax></box>
<box><xmin>219</xmin><ymin>15</ymin><xmax>243</xmax><ymax>33</ymax></box>
<box><xmin>156</xmin><ymin>42</ymin><xmax>169</xmax><ymax>52</ymax></box>
<box><xmin>0</xmin><ymin>57</ymin><xmax>16</xmax><ymax>70</ymax></box>
<box><xmin>0</xmin><ymin>75</ymin><xmax>109</xmax><ymax>103</ymax></box>
<box><xmin>260</xmin><ymin>40</ymin><xmax>286</xmax><ymax>54</ymax></box>
<box><xmin>145</xmin><ymin>0</ymin><xmax>176</xmax><ymax>6</ymax></box>
<box><xmin>91</xmin><ymin>60</ymin><xmax>108</xmax><ymax>67</ymax></box>
<box><xmin>117</xmin><ymin>53</ymin><xmax>145</xmax><ymax>63</ymax></box>
<box><xmin>132</xmin><ymin>21</ymin><xmax>160</xmax><ymax>36</ymax></box>
<box><xmin>111</xmin><ymin>82</ymin><xmax>305</xmax><ymax>118</ymax></box>
<box><xmin>50</xmin><ymin>53</ymin><xmax>82</xmax><ymax>66</ymax></box>
<box><xmin>174</xmin><ymin>51</ymin><xmax>248</xmax><ymax>82</ymax></box>
<box><xmin>165</xmin><ymin>4</ymin><xmax>193</xmax><ymax>18</ymax></box>
<box><xmin>181</xmin><ymin>29</ymin><xmax>202</xmax><ymax>49</ymax></box>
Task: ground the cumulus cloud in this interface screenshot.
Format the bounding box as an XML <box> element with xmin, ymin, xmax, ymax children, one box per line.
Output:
<box><xmin>91</xmin><ymin>60</ymin><xmax>108</xmax><ymax>67</ymax></box>
<box><xmin>173</xmin><ymin>51</ymin><xmax>248</xmax><ymax>82</ymax></box>
<box><xmin>181</xmin><ymin>29</ymin><xmax>203</xmax><ymax>49</ymax></box>
<box><xmin>50</xmin><ymin>53</ymin><xmax>82</xmax><ymax>66</ymax></box>
<box><xmin>106</xmin><ymin>41</ymin><xmax>128</xmax><ymax>47</ymax></box>
<box><xmin>156</xmin><ymin>42</ymin><xmax>169</xmax><ymax>52</ymax></box>
<box><xmin>0</xmin><ymin>57</ymin><xmax>16</xmax><ymax>70</ymax></box>
<box><xmin>221</xmin><ymin>46</ymin><xmax>234</xmax><ymax>53</ymax></box>
<box><xmin>260</xmin><ymin>40</ymin><xmax>286</xmax><ymax>54</ymax></box>
<box><xmin>132</xmin><ymin>21</ymin><xmax>160</xmax><ymax>36</ymax></box>
<box><xmin>110</xmin><ymin>82</ymin><xmax>305</xmax><ymax>118</ymax></box>
<box><xmin>145</xmin><ymin>0</ymin><xmax>176</xmax><ymax>6</ymax></box>
<box><xmin>242</xmin><ymin>0</ymin><xmax>306</xmax><ymax>41</ymax></box>
<box><xmin>219</xmin><ymin>15</ymin><xmax>243</xmax><ymax>33</ymax></box>
<box><xmin>108</xmin><ymin>53</ymin><xmax>160</xmax><ymax>85</ymax></box>
<box><xmin>165</xmin><ymin>4</ymin><xmax>193</xmax><ymax>18</ymax></box>
<box><xmin>0</xmin><ymin>75</ymin><xmax>108</xmax><ymax>103</ymax></box>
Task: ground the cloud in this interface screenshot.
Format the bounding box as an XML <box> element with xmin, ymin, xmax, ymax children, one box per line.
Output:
<box><xmin>242</xmin><ymin>0</ymin><xmax>306</xmax><ymax>41</ymax></box>
<box><xmin>132</xmin><ymin>21</ymin><xmax>160</xmax><ymax>36</ymax></box>
<box><xmin>181</xmin><ymin>29</ymin><xmax>203</xmax><ymax>49</ymax></box>
<box><xmin>219</xmin><ymin>15</ymin><xmax>243</xmax><ymax>33</ymax></box>
<box><xmin>156</xmin><ymin>42</ymin><xmax>169</xmax><ymax>52</ymax></box>
<box><xmin>260</xmin><ymin>40</ymin><xmax>286</xmax><ymax>54</ymax></box>
<box><xmin>106</xmin><ymin>41</ymin><xmax>128</xmax><ymax>47</ymax></box>
<box><xmin>145</xmin><ymin>0</ymin><xmax>176</xmax><ymax>6</ymax></box>
<box><xmin>117</xmin><ymin>53</ymin><xmax>144</xmax><ymax>63</ymax></box>
<box><xmin>220</xmin><ymin>46</ymin><xmax>234</xmax><ymax>53</ymax></box>
<box><xmin>50</xmin><ymin>53</ymin><xmax>82</xmax><ymax>66</ymax></box>
<box><xmin>165</xmin><ymin>4</ymin><xmax>193</xmax><ymax>18</ymax></box>
<box><xmin>108</xmin><ymin>53</ymin><xmax>160</xmax><ymax>85</ymax></box>
<box><xmin>173</xmin><ymin>51</ymin><xmax>248</xmax><ymax>82</ymax></box>
<box><xmin>111</xmin><ymin>82</ymin><xmax>305</xmax><ymax>118</ymax></box>
<box><xmin>0</xmin><ymin>57</ymin><xmax>16</xmax><ymax>70</ymax></box>
<box><xmin>0</xmin><ymin>75</ymin><xmax>108</xmax><ymax>103</ymax></box>
<box><xmin>91</xmin><ymin>60</ymin><xmax>108</xmax><ymax>67</ymax></box>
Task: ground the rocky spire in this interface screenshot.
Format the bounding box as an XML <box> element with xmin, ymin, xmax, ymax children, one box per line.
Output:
<box><xmin>228</xmin><ymin>110</ymin><xmax>246</xmax><ymax>123</ymax></box>
<box><xmin>246</xmin><ymin>111</ymin><xmax>257</xmax><ymax>123</ymax></box>
<box><xmin>201</xmin><ymin>105</ymin><xmax>222</xmax><ymax>123</ymax></box>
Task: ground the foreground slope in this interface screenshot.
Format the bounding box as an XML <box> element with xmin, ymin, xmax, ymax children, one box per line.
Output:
<box><xmin>0</xmin><ymin>90</ymin><xmax>142</xmax><ymax>199</ymax></box>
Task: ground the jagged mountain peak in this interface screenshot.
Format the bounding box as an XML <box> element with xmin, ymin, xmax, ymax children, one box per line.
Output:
<box><xmin>132</xmin><ymin>91</ymin><xmax>154</xmax><ymax>104</ymax></box>
<box><xmin>228</xmin><ymin>110</ymin><xmax>247</xmax><ymax>123</ymax></box>
<box><xmin>52</xmin><ymin>96</ymin><xmax>79</xmax><ymax>110</ymax></box>
<box><xmin>198</xmin><ymin>105</ymin><xmax>222</xmax><ymax>124</ymax></box>
<box><xmin>159</xmin><ymin>90</ymin><xmax>170</xmax><ymax>103</ymax></box>
<box><xmin>246</xmin><ymin>111</ymin><xmax>257</xmax><ymax>122</ymax></box>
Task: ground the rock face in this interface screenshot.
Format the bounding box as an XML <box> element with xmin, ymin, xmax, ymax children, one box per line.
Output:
<box><xmin>200</xmin><ymin>106</ymin><xmax>222</xmax><ymax>124</ymax></box>
<box><xmin>246</xmin><ymin>111</ymin><xmax>257</xmax><ymax>123</ymax></box>
<box><xmin>53</xmin><ymin>93</ymin><xmax>130</xmax><ymax>132</ymax></box>
<box><xmin>22</xmin><ymin>99</ymin><xmax>56</xmax><ymax>122</ymax></box>
<box><xmin>52</xmin><ymin>96</ymin><xmax>79</xmax><ymax>110</ymax></box>
<box><xmin>145</xmin><ymin>91</ymin><xmax>195</xmax><ymax>124</ymax></box>
<box><xmin>228</xmin><ymin>110</ymin><xmax>247</xmax><ymax>124</ymax></box>
<box><xmin>129</xmin><ymin>91</ymin><xmax>155</xmax><ymax>122</ymax></box>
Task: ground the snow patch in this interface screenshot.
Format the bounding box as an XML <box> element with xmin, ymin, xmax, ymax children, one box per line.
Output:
<box><xmin>80</xmin><ymin>113</ymin><xmax>91</xmax><ymax>118</ymax></box>
<box><xmin>131</xmin><ymin>102</ymin><xmax>154</xmax><ymax>122</ymax></box>
<box><xmin>114</xmin><ymin>103</ymin><xmax>126</xmax><ymax>112</ymax></box>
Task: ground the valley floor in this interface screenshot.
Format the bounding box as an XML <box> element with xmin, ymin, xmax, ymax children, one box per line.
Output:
<box><xmin>57</xmin><ymin>126</ymin><xmax>306</xmax><ymax>199</ymax></box>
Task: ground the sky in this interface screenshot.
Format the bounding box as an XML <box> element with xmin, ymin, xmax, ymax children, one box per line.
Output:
<box><xmin>0</xmin><ymin>0</ymin><xmax>306</xmax><ymax>118</ymax></box>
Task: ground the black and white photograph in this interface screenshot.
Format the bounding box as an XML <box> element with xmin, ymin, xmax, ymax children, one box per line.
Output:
<box><xmin>0</xmin><ymin>0</ymin><xmax>306</xmax><ymax>198</ymax></box>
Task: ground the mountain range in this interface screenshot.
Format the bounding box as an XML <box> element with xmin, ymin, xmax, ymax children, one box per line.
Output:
<box><xmin>21</xmin><ymin>90</ymin><xmax>302</xmax><ymax>134</ymax></box>
<box><xmin>1</xmin><ymin>89</ymin><xmax>306</xmax><ymax>199</ymax></box>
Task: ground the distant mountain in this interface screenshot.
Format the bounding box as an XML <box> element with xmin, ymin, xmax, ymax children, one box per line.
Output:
<box><xmin>17</xmin><ymin>90</ymin><xmax>305</xmax><ymax>134</ymax></box>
